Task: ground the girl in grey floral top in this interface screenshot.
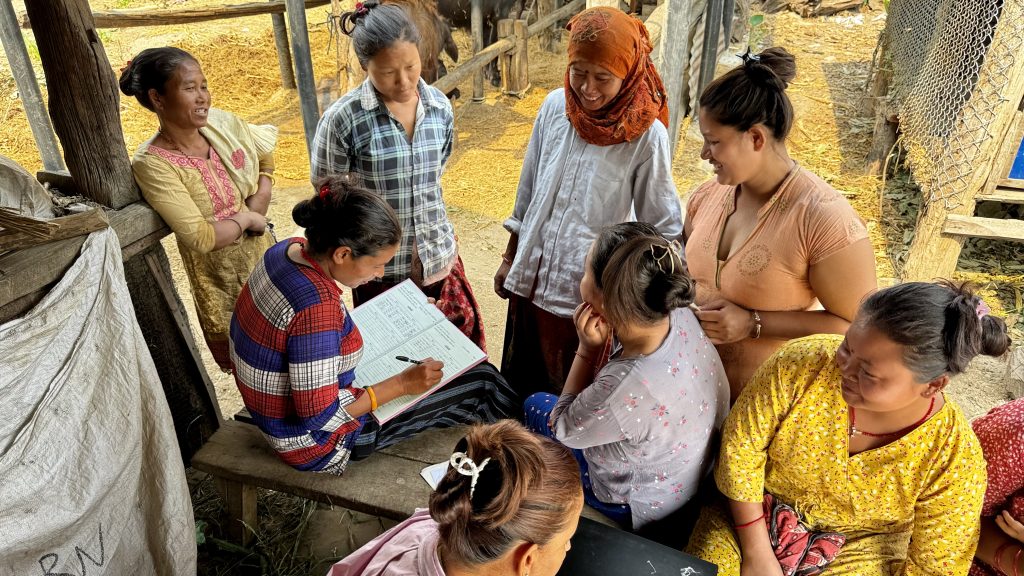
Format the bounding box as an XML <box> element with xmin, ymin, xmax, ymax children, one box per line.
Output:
<box><xmin>524</xmin><ymin>223</ymin><xmax>729</xmax><ymax>530</ymax></box>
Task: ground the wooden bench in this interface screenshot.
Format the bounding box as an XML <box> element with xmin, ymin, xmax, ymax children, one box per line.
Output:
<box><xmin>191</xmin><ymin>420</ymin><xmax>619</xmax><ymax>545</ymax></box>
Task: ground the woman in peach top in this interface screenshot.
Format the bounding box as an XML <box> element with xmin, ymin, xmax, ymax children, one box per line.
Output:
<box><xmin>683</xmin><ymin>47</ymin><xmax>876</xmax><ymax>400</ymax></box>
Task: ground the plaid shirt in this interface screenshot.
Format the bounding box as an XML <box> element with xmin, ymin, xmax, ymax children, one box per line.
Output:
<box><xmin>230</xmin><ymin>239</ymin><xmax>367</xmax><ymax>474</ymax></box>
<box><xmin>311</xmin><ymin>79</ymin><xmax>457</xmax><ymax>284</ymax></box>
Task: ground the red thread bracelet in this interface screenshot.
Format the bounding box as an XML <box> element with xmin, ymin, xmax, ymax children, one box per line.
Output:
<box><xmin>734</xmin><ymin>513</ymin><xmax>765</xmax><ymax>530</ymax></box>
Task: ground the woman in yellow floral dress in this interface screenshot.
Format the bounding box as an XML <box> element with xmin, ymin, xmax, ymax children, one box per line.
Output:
<box><xmin>120</xmin><ymin>47</ymin><xmax>276</xmax><ymax>370</ymax></box>
<box><xmin>686</xmin><ymin>281</ymin><xmax>1011</xmax><ymax>575</ymax></box>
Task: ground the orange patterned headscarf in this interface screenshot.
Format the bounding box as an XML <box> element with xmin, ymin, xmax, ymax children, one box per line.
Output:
<box><xmin>564</xmin><ymin>8</ymin><xmax>669</xmax><ymax>146</ymax></box>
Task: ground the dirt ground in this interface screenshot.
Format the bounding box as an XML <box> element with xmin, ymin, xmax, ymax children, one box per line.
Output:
<box><xmin>2</xmin><ymin>1</ymin><xmax>1021</xmax><ymax>573</ymax></box>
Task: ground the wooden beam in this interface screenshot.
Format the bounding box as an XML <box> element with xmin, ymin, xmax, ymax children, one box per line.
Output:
<box><xmin>0</xmin><ymin>0</ymin><xmax>65</xmax><ymax>172</ymax></box>
<box><xmin>433</xmin><ymin>36</ymin><xmax>514</xmax><ymax>96</ymax></box>
<box><xmin>284</xmin><ymin>0</ymin><xmax>319</xmax><ymax>157</ymax></box>
<box><xmin>998</xmin><ymin>177</ymin><xmax>1024</xmax><ymax>190</ymax></box>
<box><xmin>498</xmin><ymin>19</ymin><xmax>530</xmax><ymax>97</ymax></box>
<box><xmin>433</xmin><ymin>0</ymin><xmax>586</xmax><ymax>98</ymax></box>
<box><xmin>697</xmin><ymin>0</ymin><xmax>725</xmax><ymax>98</ymax></box>
<box><xmin>537</xmin><ymin>0</ymin><xmax>558</xmax><ymax>53</ymax></box>
<box><xmin>0</xmin><ymin>202</ymin><xmax>165</xmax><ymax>308</ymax></box>
<box><xmin>660</xmin><ymin>0</ymin><xmax>695</xmax><ymax>154</ymax></box>
<box><xmin>471</xmin><ymin>0</ymin><xmax>485</xmax><ymax>101</ymax></box>
<box><xmin>17</xmin><ymin>0</ymin><xmax>331</xmax><ymax>29</ymax></box>
<box><xmin>0</xmin><ymin>207</ymin><xmax>109</xmax><ymax>252</ymax></box>
<box><xmin>270</xmin><ymin>2</ymin><xmax>296</xmax><ymax>89</ymax></box>
<box><xmin>942</xmin><ymin>215</ymin><xmax>1024</xmax><ymax>242</ymax></box>
<box><xmin>23</xmin><ymin>0</ymin><xmax>138</xmax><ymax>209</ymax></box>
<box><xmin>982</xmin><ymin>187</ymin><xmax>1024</xmax><ymax>204</ymax></box>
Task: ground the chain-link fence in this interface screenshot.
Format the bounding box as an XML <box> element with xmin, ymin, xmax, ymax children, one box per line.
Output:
<box><xmin>882</xmin><ymin>0</ymin><xmax>1024</xmax><ymax>209</ymax></box>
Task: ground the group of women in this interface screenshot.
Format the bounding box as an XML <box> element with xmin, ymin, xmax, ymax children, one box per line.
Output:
<box><xmin>117</xmin><ymin>2</ymin><xmax>1021</xmax><ymax>575</ymax></box>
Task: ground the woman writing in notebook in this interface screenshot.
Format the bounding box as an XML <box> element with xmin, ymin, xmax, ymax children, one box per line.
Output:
<box><xmin>229</xmin><ymin>176</ymin><xmax>518</xmax><ymax>474</ymax></box>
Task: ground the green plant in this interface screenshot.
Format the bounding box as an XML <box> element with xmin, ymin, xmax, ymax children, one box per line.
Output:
<box><xmin>748</xmin><ymin>14</ymin><xmax>767</xmax><ymax>51</ymax></box>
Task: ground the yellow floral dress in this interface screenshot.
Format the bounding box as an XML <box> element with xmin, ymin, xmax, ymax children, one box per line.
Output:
<box><xmin>686</xmin><ymin>335</ymin><xmax>987</xmax><ymax>575</ymax></box>
<box><xmin>131</xmin><ymin>108</ymin><xmax>276</xmax><ymax>369</ymax></box>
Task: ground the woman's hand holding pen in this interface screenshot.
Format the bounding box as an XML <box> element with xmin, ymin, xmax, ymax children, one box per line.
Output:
<box><xmin>396</xmin><ymin>358</ymin><xmax>444</xmax><ymax>395</ymax></box>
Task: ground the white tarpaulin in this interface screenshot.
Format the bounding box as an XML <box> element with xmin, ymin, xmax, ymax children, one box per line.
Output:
<box><xmin>0</xmin><ymin>229</ymin><xmax>196</xmax><ymax>575</ymax></box>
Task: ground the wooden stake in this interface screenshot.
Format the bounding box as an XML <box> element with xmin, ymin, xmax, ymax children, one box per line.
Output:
<box><xmin>284</xmin><ymin>0</ymin><xmax>320</xmax><ymax>157</ymax></box>
<box><xmin>271</xmin><ymin>0</ymin><xmax>296</xmax><ymax>89</ymax></box>
<box><xmin>0</xmin><ymin>0</ymin><xmax>64</xmax><ymax>172</ymax></box>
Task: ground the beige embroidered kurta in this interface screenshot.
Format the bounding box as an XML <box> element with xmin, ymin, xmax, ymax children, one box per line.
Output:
<box><xmin>131</xmin><ymin>108</ymin><xmax>277</xmax><ymax>353</ymax></box>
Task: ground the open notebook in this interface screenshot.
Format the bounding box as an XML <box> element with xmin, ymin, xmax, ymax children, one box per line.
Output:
<box><xmin>350</xmin><ymin>280</ymin><xmax>487</xmax><ymax>424</ymax></box>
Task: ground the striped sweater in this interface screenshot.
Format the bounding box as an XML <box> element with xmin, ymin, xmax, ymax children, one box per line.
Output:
<box><xmin>230</xmin><ymin>238</ymin><xmax>366</xmax><ymax>473</ymax></box>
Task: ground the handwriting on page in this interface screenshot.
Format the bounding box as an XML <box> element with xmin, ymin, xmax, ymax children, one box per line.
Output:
<box><xmin>348</xmin><ymin>280</ymin><xmax>486</xmax><ymax>424</ymax></box>
<box><xmin>350</xmin><ymin>281</ymin><xmax>445</xmax><ymax>361</ymax></box>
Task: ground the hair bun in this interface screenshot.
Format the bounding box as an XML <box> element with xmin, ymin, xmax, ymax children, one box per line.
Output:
<box><xmin>980</xmin><ymin>314</ymin><xmax>1011</xmax><ymax>357</ymax></box>
<box><xmin>743</xmin><ymin>47</ymin><xmax>796</xmax><ymax>89</ymax></box>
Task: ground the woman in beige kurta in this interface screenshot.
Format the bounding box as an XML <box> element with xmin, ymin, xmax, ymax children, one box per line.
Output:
<box><xmin>120</xmin><ymin>47</ymin><xmax>276</xmax><ymax>370</ymax></box>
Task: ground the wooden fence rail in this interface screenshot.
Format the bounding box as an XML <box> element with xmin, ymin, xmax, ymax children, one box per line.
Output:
<box><xmin>433</xmin><ymin>0</ymin><xmax>584</xmax><ymax>96</ymax></box>
<box><xmin>17</xmin><ymin>0</ymin><xmax>331</xmax><ymax>28</ymax></box>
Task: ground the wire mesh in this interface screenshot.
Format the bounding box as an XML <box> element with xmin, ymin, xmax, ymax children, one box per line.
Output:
<box><xmin>883</xmin><ymin>0</ymin><xmax>1022</xmax><ymax>210</ymax></box>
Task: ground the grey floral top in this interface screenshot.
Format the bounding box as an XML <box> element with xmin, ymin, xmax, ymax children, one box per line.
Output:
<box><xmin>551</xmin><ymin>308</ymin><xmax>730</xmax><ymax>528</ymax></box>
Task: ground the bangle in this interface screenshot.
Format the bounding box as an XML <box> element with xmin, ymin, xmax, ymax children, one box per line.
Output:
<box><xmin>750</xmin><ymin>310</ymin><xmax>762</xmax><ymax>340</ymax></box>
<box><xmin>501</xmin><ymin>253</ymin><xmax>513</xmax><ymax>266</ymax></box>
<box><xmin>996</xmin><ymin>542</ymin><xmax>1013</xmax><ymax>574</ymax></box>
<box><xmin>227</xmin><ymin>217</ymin><xmax>245</xmax><ymax>241</ymax></box>
<box><xmin>1014</xmin><ymin>546</ymin><xmax>1022</xmax><ymax>576</ymax></box>
<box><xmin>734</xmin><ymin>513</ymin><xmax>765</xmax><ymax>530</ymax></box>
<box><xmin>259</xmin><ymin>171</ymin><xmax>275</xmax><ymax>186</ymax></box>
<box><xmin>366</xmin><ymin>386</ymin><xmax>379</xmax><ymax>411</ymax></box>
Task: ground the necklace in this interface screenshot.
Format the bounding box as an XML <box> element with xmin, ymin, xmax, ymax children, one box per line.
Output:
<box><xmin>849</xmin><ymin>396</ymin><xmax>935</xmax><ymax>438</ymax></box>
<box><xmin>158</xmin><ymin>128</ymin><xmax>207</xmax><ymax>159</ymax></box>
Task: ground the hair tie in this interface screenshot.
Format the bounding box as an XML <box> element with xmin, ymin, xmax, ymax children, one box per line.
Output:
<box><xmin>354</xmin><ymin>1</ymin><xmax>369</xmax><ymax>15</ymax></box>
<box><xmin>976</xmin><ymin>299</ymin><xmax>991</xmax><ymax>319</ymax></box>
<box><xmin>319</xmin><ymin>184</ymin><xmax>331</xmax><ymax>202</ymax></box>
<box><xmin>649</xmin><ymin>243</ymin><xmax>677</xmax><ymax>275</ymax></box>
<box><xmin>449</xmin><ymin>451</ymin><xmax>491</xmax><ymax>498</ymax></box>
<box><xmin>737</xmin><ymin>48</ymin><xmax>761</xmax><ymax>63</ymax></box>
<box><xmin>120</xmin><ymin>59</ymin><xmax>132</xmax><ymax>74</ymax></box>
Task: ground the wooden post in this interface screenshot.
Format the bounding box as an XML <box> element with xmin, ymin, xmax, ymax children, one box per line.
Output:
<box><xmin>270</xmin><ymin>0</ymin><xmax>296</xmax><ymax>89</ymax></box>
<box><xmin>18</xmin><ymin>0</ymin><xmax>223</xmax><ymax>462</ymax></box>
<box><xmin>902</xmin><ymin>0</ymin><xmax>1024</xmax><ymax>281</ymax></box>
<box><xmin>0</xmin><ymin>0</ymin><xmax>64</xmax><ymax>172</ymax></box>
<box><xmin>697</xmin><ymin>0</ymin><xmax>724</xmax><ymax>98</ymax></box>
<box><xmin>22</xmin><ymin>0</ymin><xmax>137</xmax><ymax>209</ymax></box>
<box><xmin>498</xmin><ymin>19</ymin><xmax>530</xmax><ymax>97</ymax></box>
<box><xmin>865</xmin><ymin>32</ymin><xmax>896</xmax><ymax>176</ymax></box>
<box><xmin>284</xmin><ymin>0</ymin><xmax>320</xmax><ymax>156</ymax></box>
<box><xmin>471</xmin><ymin>0</ymin><xmax>485</xmax><ymax>101</ymax></box>
<box><xmin>537</xmin><ymin>0</ymin><xmax>558</xmax><ymax>53</ymax></box>
<box><xmin>661</xmin><ymin>0</ymin><xmax>695</xmax><ymax>155</ymax></box>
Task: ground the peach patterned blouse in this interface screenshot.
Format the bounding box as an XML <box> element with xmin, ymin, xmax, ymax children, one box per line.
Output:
<box><xmin>684</xmin><ymin>166</ymin><xmax>869</xmax><ymax>392</ymax></box>
<box><xmin>686</xmin><ymin>335</ymin><xmax>987</xmax><ymax>575</ymax></box>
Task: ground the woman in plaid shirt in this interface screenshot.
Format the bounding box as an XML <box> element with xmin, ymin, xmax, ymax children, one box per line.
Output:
<box><xmin>311</xmin><ymin>2</ymin><xmax>486</xmax><ymax>351</ymax></box>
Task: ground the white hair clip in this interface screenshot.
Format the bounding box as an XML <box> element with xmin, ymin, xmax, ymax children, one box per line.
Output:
<box><xmin>449</xmin><ymin>451</ymin><xmax>491</xmax><ymax>498</ymax></box>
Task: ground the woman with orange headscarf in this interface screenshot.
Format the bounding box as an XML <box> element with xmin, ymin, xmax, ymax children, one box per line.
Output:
<box><xmin>494</xmin><ymin>8</ymin><xmax>683</xmax><ymax>395</ymax></box>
